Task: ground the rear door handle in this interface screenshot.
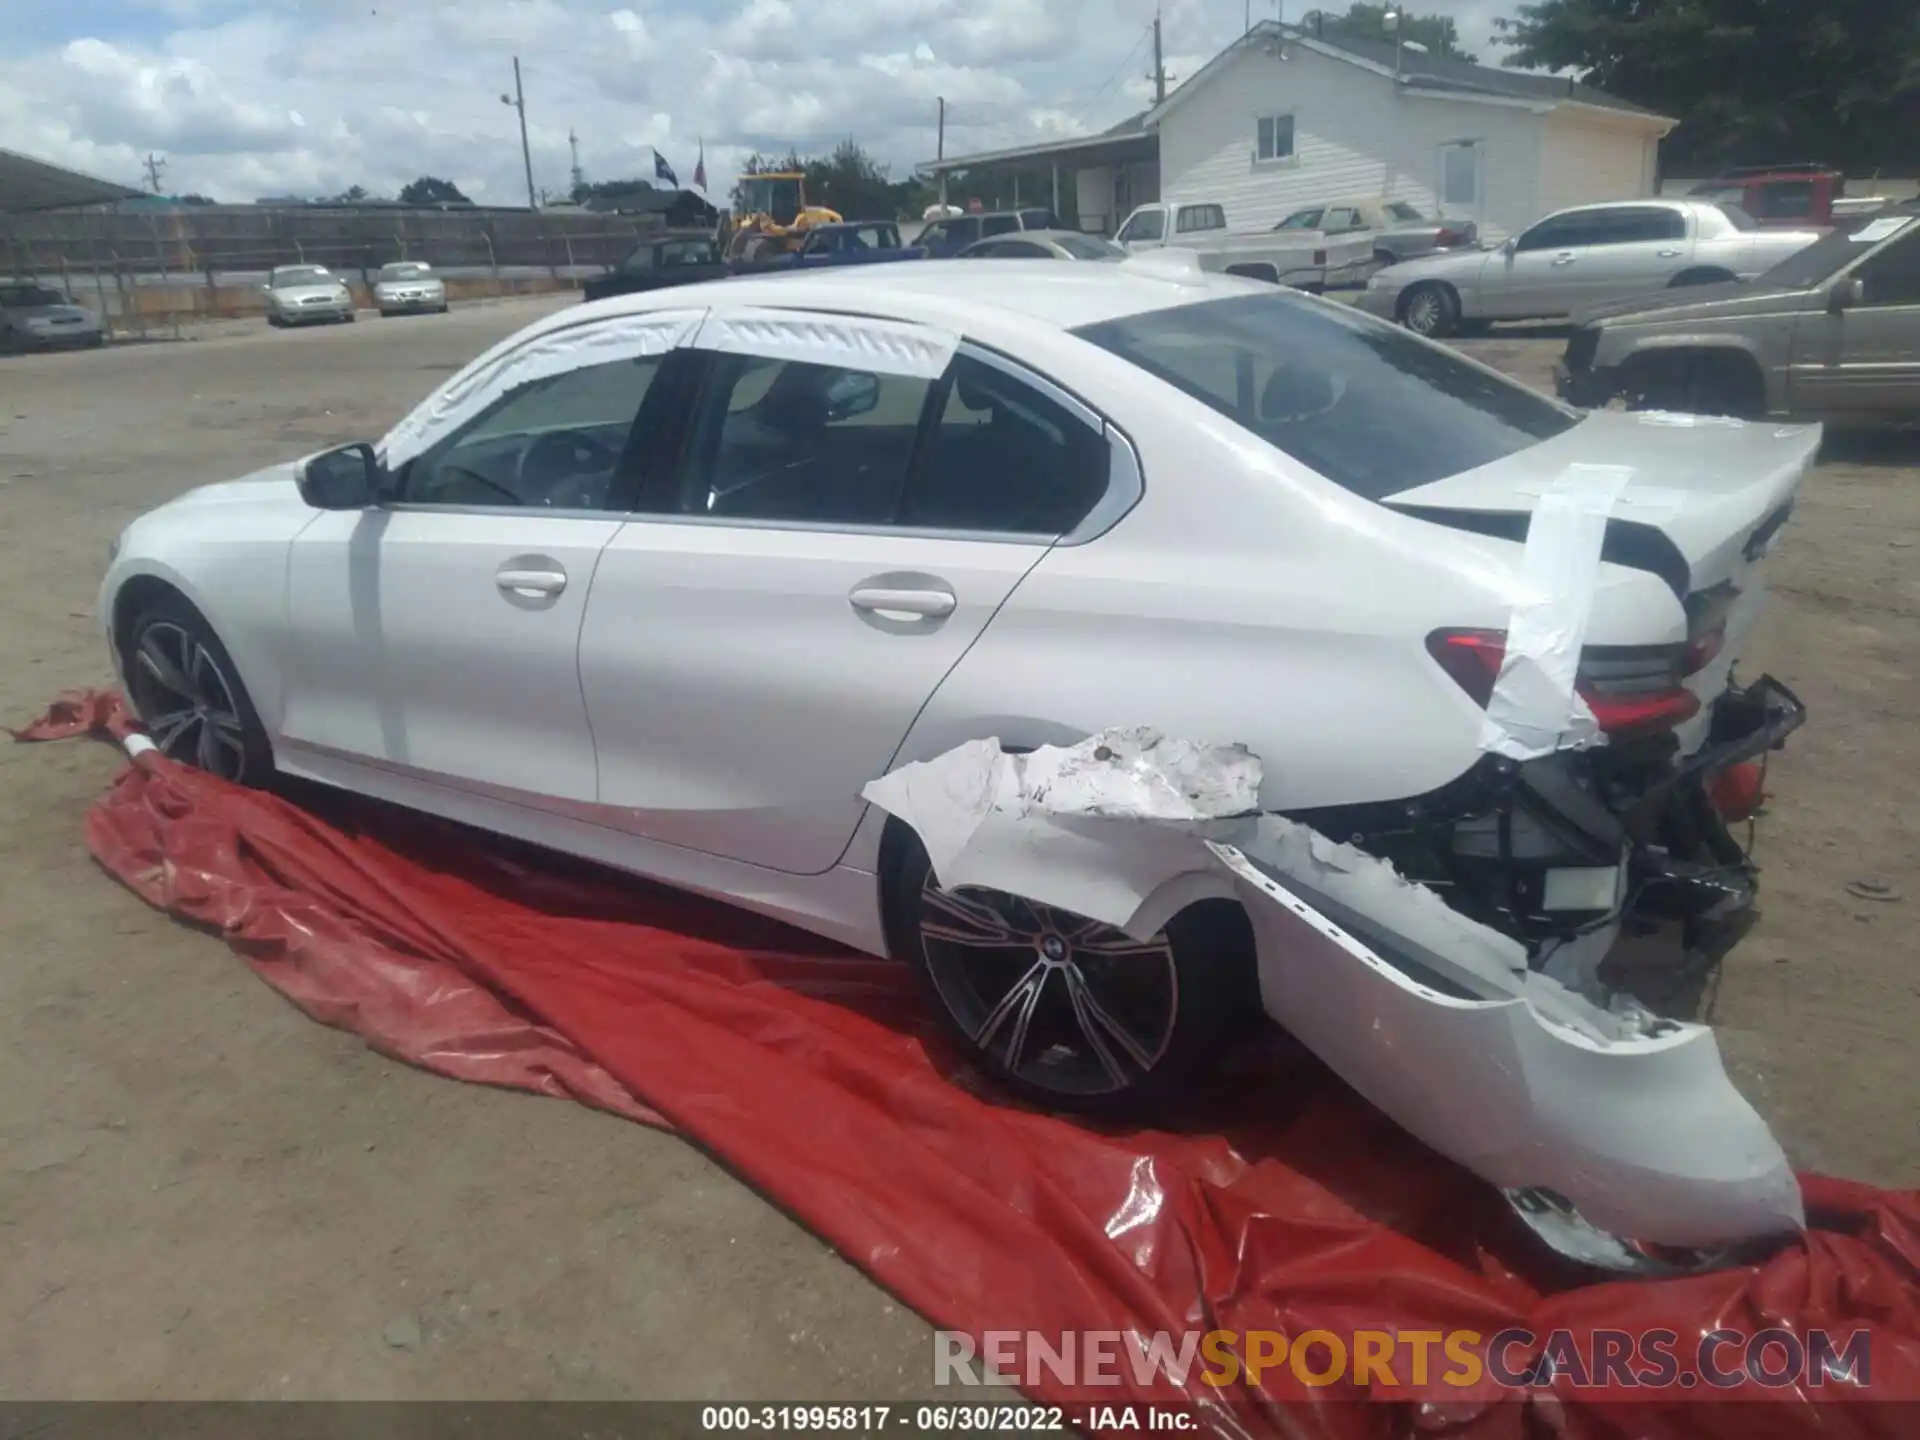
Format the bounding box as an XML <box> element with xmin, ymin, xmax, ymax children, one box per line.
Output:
<box><xmin>496</xmin><ymin>567</ymin><xmax>568</xmax><ymax>598</ymax></box>
<box><xmin>1551</xmin><ymin>252</ymin><xmax>1577</xmax><ymax>266</ymax></box>
<box><xmin>1656</xmin><ymin>248</ymin><xmax>1683</xmax><ymax>258</ymax></box>
<box><xmin>849</xmin><ymin>586</ymin><xmax>956</xmax><ymax>620</ymax></box>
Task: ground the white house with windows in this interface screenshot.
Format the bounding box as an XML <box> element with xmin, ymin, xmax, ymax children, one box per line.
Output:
<box><xmin>926</xmin><ymin>23</ymin><xmax>1674</xmax><ymax>243</ymax></box>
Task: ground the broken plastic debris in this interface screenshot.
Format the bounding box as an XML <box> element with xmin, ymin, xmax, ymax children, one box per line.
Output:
<box><xmin>864</xmin><ymin>730</ymin><xmax>1805</xmax><ymax>1257</ymax></box>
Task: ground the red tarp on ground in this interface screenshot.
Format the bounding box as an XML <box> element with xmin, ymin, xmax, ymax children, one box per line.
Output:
<box><xmin>15</xmin><ymin>690</ymin><xmax>1920</xmax><ymax>1437</ymax></box>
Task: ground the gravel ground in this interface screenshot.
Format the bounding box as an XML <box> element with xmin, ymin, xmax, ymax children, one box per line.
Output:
<box><xmin>0</xmin><ymin>299</ymin><xmax>1914</xmax><ymax>1399</ymax></box>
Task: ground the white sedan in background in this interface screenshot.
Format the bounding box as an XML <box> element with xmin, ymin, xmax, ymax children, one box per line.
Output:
<box><xmin>1357</xmin><ymin>197</ymin><xmax>1823</xmax><ymax>337</ymax></box>
<box><xmin>100</xmin><ymin>257</ymin><xmax>1816</xmax><ymax>1254</ymax></box>
<box><xmin>262</xmin><ymin>264</ymin><xmax>355</xmax><ymax>327</ymax></box>
<box><xmin>373</xmin><ymin>260</ymin><xmax>449</xmax><ymax>317</ymax></box>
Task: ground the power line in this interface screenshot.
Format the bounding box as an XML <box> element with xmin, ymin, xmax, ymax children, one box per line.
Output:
<box><xmin>1076</xmin><ymin>24</ymin><xmax>1153</xmax><ymax>118</ymax></box>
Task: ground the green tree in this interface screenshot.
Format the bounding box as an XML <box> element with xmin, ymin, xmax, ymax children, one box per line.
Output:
<box><xmin>398</xmin><ymin>175</ymin><xmax>470</xmax><ymax>206</ymax></box>
<box><xmin>1301</xmin><ymin>4</ymin><xmax>1475</xmax><ymax>62</ymax></box>
<box><xmin>1493</xmin><ymin>0</ymin><xmax>1920</xmax><ymax>172</ymax></box>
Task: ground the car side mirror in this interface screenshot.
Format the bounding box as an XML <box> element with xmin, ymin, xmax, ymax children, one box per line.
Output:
<box><xmin>1500</xmin><ymin>236</ymin><xmax>1518</xmax><ymax>255</ymax></box>
<box><xmin>1829</xmin><ymin>276</ymin><xmax>1865</xmax><ymax>312</ymax></box>
<box><xmin>824</xmin><ymin>371</ymin><xmax>880</xmax><ymax>421</ymax></box>
<box><xmin>298</xmin><ymin>442</ymin><xmax>388</xmax><ymax>509</ymax></box>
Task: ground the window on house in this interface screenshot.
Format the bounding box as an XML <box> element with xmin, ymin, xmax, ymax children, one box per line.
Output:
<box><xmin>1256</xmin><ymin>114</ymin><xmax>1296</xmax><ymax>163</ymax></box>
<box><xmin>1439</xmin><ymin>142</ymin><xmax>1480</xmax><ymax>208</ymax></box>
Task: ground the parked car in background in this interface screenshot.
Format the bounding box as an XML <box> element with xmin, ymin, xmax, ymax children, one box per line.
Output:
<box><xmin>1357</xmin><ymin>199</ymin><xmax>1823</xmax><ymax>337</ymax></box>
<box><xmin>916</xmin><ymin>209</ymin><xmax>1059</xmax><ymax>258</ymax></box>
<box><xmin>759</xmin><ymin>222</ymin><xmax>926</xmax><ymax>271</ymax></box>
<box><xmin>373</xmin><ymin>261</ymin><xmax>448</xmax><ymax>317</ymax></box>
<box><xmin>581</xmin><ymin>235</ymin><xmax>730</xmax><ymax>303</ymax></box>
<box><xmin>1114</xmin><ymin>200</ymin><xmax>1371</xmax><ymax>291</ymax></box>
<box><xmin>1277</xmin><ymin>198</ymin><xmax>1478</xmax><ymax>268</ymax></box>
<box><xmin>0</xmin><ymin>282</ymin><xmax>105</xmax><ymax>351</ymax></box>
<box><xmin>954</xmin><ymin>230</ymin><xmax>1127</xmax><ymax>262</ymax></box>
<box><xmin>1687</xmin><ymin>164</ymin><xmax>1890</xmax><ymax>231</ymax></box>
<box><xmin>263</xmin><ymin>265</ymin><xmax>355</xmax><ymax>327</ymax></box>
<box><xmin>1556</xmin><ymin>206</ymin><xmax>1920</xmax><ymax>420</ymax></box>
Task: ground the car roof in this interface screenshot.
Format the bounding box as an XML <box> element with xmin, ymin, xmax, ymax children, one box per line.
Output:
<box><xmin>559</xmin><ymin>258</ymin><xmax>1267</xmax><ymax>336</ymax></box>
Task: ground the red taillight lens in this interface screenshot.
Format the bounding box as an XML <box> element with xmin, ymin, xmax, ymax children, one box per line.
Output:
<box><xmin>1426</xmin><ymin>628</ymin><xmax>1702</xmax><ymax>738</ymax></box>
<box><xmin>1708</xmin><ymin>761</ymin><xmax>1766</xmax><ymax>822</ymax></box>
<box><xmin>1435</xmin><ymin>227</ymin><xmax>1464</xmax><ymax>246</ymax></box>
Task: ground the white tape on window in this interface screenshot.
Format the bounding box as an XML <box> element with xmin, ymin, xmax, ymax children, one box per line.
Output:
<box><xmin>1480</xmin><ymin>462</ymin><xmax>1633</xmax><ymax>761</ymax></box>
<box><xmin>688</xmin><ymin>307</ymin><xmax>961</xmax><ymax>380</ymax></box>
<box><xmin>380</xmin><ymin>309</ymin><xmax>705</xmax><ymax>470</ymax></box>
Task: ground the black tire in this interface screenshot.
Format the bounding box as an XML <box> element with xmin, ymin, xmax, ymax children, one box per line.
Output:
<box><xmin>342</xmin><ymin>311</ymin><xmax>357</xmax><ymax>323</ymax></box>
<box><xmin>121</xmin><ymin>591</ymin><xmax>274</xmax><ymax>786</ymax></box>
<box><xmin>884</xmin><ymin>825</ymin><xmax>1258</xmax><ymax>1117</ymax></box>
<box><xmin>1399</xmin><ymin>281</ymin><xmax>1459</xmax><ymax>338</ymax></box>
<box><xmin>266</xmin><ymin>313</ymin><xmax>285</xmax><ymax>328</ymax></box>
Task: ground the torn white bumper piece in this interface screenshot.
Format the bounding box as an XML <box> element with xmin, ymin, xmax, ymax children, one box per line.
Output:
<box><xmin>863</xmin><ymin>729</ymin><xmax>1804</xmax><ymax>1252</ymax></box>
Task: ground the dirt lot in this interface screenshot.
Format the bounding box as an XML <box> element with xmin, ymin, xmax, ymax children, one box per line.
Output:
<box><xmin>0</xmin><ymin>300</ymin><xmax>1914</xmax><ymax>1399</ymax></box>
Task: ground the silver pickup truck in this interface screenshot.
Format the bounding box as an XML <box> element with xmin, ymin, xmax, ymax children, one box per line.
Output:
<box><xmin>1114</xmin><ymin>200</ymin><xmax>1372</xmax><ymax>291</ymax></box>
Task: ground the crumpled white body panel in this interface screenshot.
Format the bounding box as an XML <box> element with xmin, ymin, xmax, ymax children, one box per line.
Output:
<box><xmin>688</xmin><ymin>307</ymin><xmax>961</xmax><ymax>380</ymax></box>
<box><xmin>864</xmin><ymin>729</ymin><xmax>1804</xmax><ymax>1251</ymax></box>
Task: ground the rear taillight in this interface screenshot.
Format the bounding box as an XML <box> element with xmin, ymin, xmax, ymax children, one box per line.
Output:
<box><xmin>1426</xmin><ymin>629</ymin><xmax>1702</xmax><ymax>739</ymax></box>
<box><xmin>1435</xmin><ymin>227</ymin><xmax>1464</xmax><ymax>246</ymax></box>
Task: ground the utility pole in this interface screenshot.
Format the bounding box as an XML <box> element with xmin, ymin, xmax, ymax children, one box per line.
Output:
<box><xmin>568</xmin><ymin>128</ymin><xmax>584</xmax><ymax>199</ymax></box>
<box><xmin>500</xmin><ymin>57</ymin><xmax>537</xmax><ymax>211</ymax></box>
<box><xmin>1150</xmin><ymin>13</ymin><xmax>1167</xmax><ymax>105</ymax></box>
<box><xmin>141</xmin><ymin>153</ymin><xmax>166</xmax><ymax>194</ymax></box>
<box><xmin>936</xmin><ymin>96</ymin><xmax>947</xmax><ymax>209</ymax></box>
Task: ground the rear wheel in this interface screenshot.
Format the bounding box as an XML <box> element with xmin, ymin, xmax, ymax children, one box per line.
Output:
<box><xmin>885</xmin><ymin>827</ymin><xmax>1257</xmax><ymax>1116</ymax></box>
<box><xmin>122</xmin><ymin>593</ymin><xmax>273</xmax><ymax>786</ymax></box>
<box><xmin>1400</xmin><ymin>281</ymin><xmax>1459</xmax><ymax>338</ymax></box>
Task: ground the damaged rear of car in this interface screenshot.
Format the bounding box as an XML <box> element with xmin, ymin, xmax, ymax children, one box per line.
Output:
<box><xmin>864</xmin><ymin>287</ymin><xmax>1814</xmax><ymax>1258</ymax></box>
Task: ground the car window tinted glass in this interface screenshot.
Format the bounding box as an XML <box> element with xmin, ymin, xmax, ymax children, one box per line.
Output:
<box><xmin>2</xmin><ymin>285</ymin><xmax>65</xmax><ymax>306</ymax></box>
<box><xmin>1600</xmin><ymin>207</ymin><xmax>1686</xmax><ymax>243</ymax></box>
<box><xmin>1856</xmin><ymin>229</ymin><xmax>1920</xmax><ymax>306</ymax></box>
<box><xmin>1516</xmin><ymin>212</ymin><xmax>1604</xmax><ymax>251</ymax></box>
<box><xmin>1757</xmin><ymin>215</ymin><xmax>1918</xmax><ymax>289</ymax></box>
<box><xmin>1385</xmin><ymin>201</ymin><xmax>1425</xmax><ymax>222</ymax></box>
<box><xmin>659</xmin><ymin>240</ymin><xmax>716</xmax><ymax>266</ymax></box>
<box><xmin>1057</xmin><ymin>233</ymin><xmax>1126</xmax><ymax>260</ymax></box>
<box><xmin>1177</xmin><ymin>204</ymin><xmax>1225</xmax><ymax>233</ymax></box>
<box><xmin>405</xmin><ymin>354</ymin><xmax>662</xmax><ymax>510</ymax></box>
<box><xmin>1276</xmin><ymin>208</ymin><xmax>1322</xmax><ymax>231</ymax></box>
<box><xmin>672</xmin><ymin>355</ymin><xmax>931</xmax><ymax>525</ymax></box>
<box><xmin>1075</xmin><ymin>294</ymin><xmax>1579</xmax><ymax>500</ymax></box>
<box><xmin>982</xmin><ymin>214</ymin><xmax>1019</xmax><ymax>237</ymax></box>
<box><xmin>1122</xmin><ymin>209</ymin><xmax>1165</xmax><ymax>242</ymax></box>
<box><xmin>1754</xmin><ymin>181</ymin><xmax>1814</xmax><ymax>219</ymax></box>
<box><xmin>902</xmin><ymin>355</ymin><xmax>1108</xmax><ymax>535</ymax></box>
<box><xmin>1018</xmin><ymin>209</ymin><xmax>1056</xmax><ymax>229</ymax></box>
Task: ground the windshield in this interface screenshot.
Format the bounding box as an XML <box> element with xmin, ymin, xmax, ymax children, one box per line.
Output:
<box><xmin>1056</xmin><ymin>233</ymin><xmax>1126</xmax><ymax>260</ymax></box>
<box><xmin>0</xmin><ymin>285</ymin><xmax>65</xmax><ymax>307</ymax></box>
<box><xmin>1755</xmin><ymin>213</ymin><xmax>1919</xmax><ymax>290</ymax></box>
<box><xmin>273</xmin><ymin>266</ymin><xmax>332</xmax><ymax>288</ymax></box>
<box><xmin>1074</xmin><ymin>293</ymin><xmax>1580</xmax><ymax>499</ymax></box>
<box><xmin>738</xmin><ymin>175</ymin><xmax>802</xmax><ymax>225</ymax></box>
<box><xmin>378</xmin><ymin>262</ymin><xmax>429</xmax><ymax>281</ymax></box>
<box><xmin>1275</xmin><ymin>209</ymin><xmax>1323</xmax><ymax>231</ymax></box>
<box><xmin>1385</xmin><ymin>201</ymin><xmax>1425</xmax><ymax>223</ymax></box>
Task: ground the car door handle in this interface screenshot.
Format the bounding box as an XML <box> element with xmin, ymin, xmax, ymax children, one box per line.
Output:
<box><xmin>848</xmin><ymin>586</ymin><xmax>956</xmax><ymax>619</ymax></box>
<box><xmin>496</xmin><ymin>567</ymin><xmax>568</xmax><ymax>598</ymax></box>
<box><xmin>1656</xmin><ymin>248</ymin><xmax>1683</xmax><ymax>258</ymax></box>
<box><xmin>1551</xmin><ymin>253</ymin><xmax>1577</xmax><ymax>265</ymax></box>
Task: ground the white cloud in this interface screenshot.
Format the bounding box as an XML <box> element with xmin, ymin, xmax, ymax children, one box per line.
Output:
<box><xmin>0</xmin><ymin>0</ymin><xmax>1526</xmax><ymax>206</ymax></box>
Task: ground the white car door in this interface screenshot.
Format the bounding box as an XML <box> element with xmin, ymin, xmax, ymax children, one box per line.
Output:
<box><xmin>577</xmin><ymin>314</ymin><xmax>1129</xmax><ymax>875</ymax></box>
<box><xmin>280</xmin><ymin>319</ymin><xmax>693</xmax><ymax>804</ymax></box>
<box><xmin>1478</xmin><ymin>209</ymin><xmax>1610</xmax><ymax>318</ymax></box>
<box><xmin>1116</xmin><ymin>205</ymin><xmax>1168</xmax><ymax>252</ymax></box>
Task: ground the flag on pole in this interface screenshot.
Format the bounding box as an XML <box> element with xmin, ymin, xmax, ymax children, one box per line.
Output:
<box><xmin>693</xmin><ymin>139</ymin><xmax>706</xmax><ymax>192</ymax></box>
<box><xmin>653</xmin><ymin>149</ymin><xmax>678</xmax><ymax>187</ymax></box>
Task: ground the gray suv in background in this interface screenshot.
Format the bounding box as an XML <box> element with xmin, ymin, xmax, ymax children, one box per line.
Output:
<box><xmin>1557</xmin><ymin>207</ymin><xmax>1920</xmax><ymax>420</ymax></box>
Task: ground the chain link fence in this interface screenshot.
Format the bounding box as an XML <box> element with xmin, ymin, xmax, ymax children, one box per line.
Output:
<box><xmin>1</xmin><ymin>205</ymin><xmax>669</xmax><ymax>339</ymax></box>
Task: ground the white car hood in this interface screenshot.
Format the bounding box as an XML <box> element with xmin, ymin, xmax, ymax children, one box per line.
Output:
<box><xmin>168</xmin><ymin>462</ymin><xmax>304</xmax><ymax>509</ymax></box>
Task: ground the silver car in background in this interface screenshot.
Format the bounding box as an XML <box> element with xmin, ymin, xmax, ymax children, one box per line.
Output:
<box><xmin>953</xmin><ymin>230</ymin><xmax>1127</xmax><ymax>262</ymax></box>
<box><xmin>1356</xmin><ymin>198</ymin><xmax>1823</xmax><ymax>337</ymax></box>
<box><xmin>373</xmin><ymin>261</ymin><xmax>448</xmax><ymax>317</ymax></box>
<box><xmin>263</xmin><ymin>265</ymin><xmax>356</xmax><ymax>327</ymax></box>
<box><xmin>0</xmin><ymin>281</ymin><xmax>105</xmax><ymax>352</ymax></box>
<box><xmin>1277</xmin><ymin>197</ymin><xmax>1478</xmax><ymax>268</ymax></box>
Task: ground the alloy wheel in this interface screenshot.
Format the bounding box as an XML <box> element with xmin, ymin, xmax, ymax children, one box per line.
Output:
<box><xmin>1404</xmin><ymin>289</ymin><xmax>1442</xmax><ymax>335</ymax></box>
<box><xmin>127</xmin><ymin>620</ymin><xmax>251</xmax><ymax>782</ymax></box>
<box><xmin>917</xmin><ymin>878</ymin><xmax>1179</xmax><ymax>1097</ymax></box>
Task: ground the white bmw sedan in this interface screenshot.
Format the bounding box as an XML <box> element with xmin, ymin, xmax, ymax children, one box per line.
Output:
<box><xmin>101</xmin><ymin>258</ymin><xmax>1814</xmax><ymax>1118</ymax></box>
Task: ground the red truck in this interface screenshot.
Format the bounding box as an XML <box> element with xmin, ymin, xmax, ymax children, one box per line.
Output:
<box><xmin>1688</xmin><ymin>163</ymin><xmax>1890</xmax><ymax>230</ymax></box>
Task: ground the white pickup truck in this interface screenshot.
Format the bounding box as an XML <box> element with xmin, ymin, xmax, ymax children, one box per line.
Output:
<box><xmin>1113</xmin><ymin>200</ymin><xmax>1373</xmax><ymax>291</ymax></box>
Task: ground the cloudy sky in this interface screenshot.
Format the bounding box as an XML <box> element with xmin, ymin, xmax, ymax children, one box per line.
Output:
<box><xmin>0</xmin><ymin>0</ymin><xmax>1522</xmax><ymax>205</ymax></box>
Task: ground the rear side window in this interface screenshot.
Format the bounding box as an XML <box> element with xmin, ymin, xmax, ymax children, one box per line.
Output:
<box><xmin>1074</xmin><ymin>294</ymin><xmax>1579</xmax><ymax>500</ymax></box>
<box><xmin>902</xmin><ymin>355</ymin><xmax>1109</xmax><ymax>535</ymax></box>
<box><xmin>1753</xmin><ymin>181</ymin><xmax>1815</xmax><ymax>220</ymax></box>
<box><xmin>1177</xmin><ymin>204</ymin><xmax>1226</xmax><ymax>233</ymax></box>
<box><xmin>982</xmin><ymin>214</ymin><xmax>1020</xmax><ymax>238</ymax></box>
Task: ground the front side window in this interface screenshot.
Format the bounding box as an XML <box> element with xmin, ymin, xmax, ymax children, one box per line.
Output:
<box><xmin>1322</xmin><ymin>206</ymin><xmax>1362</xmax><ymax>233</ymax></box>
<box><xmin>619</xmin><ymin>245</ymin><xmax>656</xmax><ymax>272</ymax></box>
<box><xmin>1756</xmin><ymin>214</ymin><xmax>1917</xmax><ymax>290</ymax></box>
<box><xmin>669</xmin><ymin>356</ymin><xmax>930</xmax><ymax>525</ymax></box>
<box><xmin>982</xmin><ymin>214</ymin><xmax>1020</xmax><ymax>238</ymax></box>
<box><xmin>659</xmin><ymin>240</ymin><xmax>716</xmax><ymax>266</ymax></box>
<box><xmin>1119</xmin><ymin>209</ymin><xmax>1165</xmax><ymax>243</ymax></box>
<box><xmin>1753</xmin><ymin>180</ymin><xmax>1815</xmax><ymax>220</ymax></box>
<box><xmin>1855</xmin><ymin>229</ymin><xmax>1920</xmax><ymax>306</ymax></box>
<box><xmin>1275</xmin><ymin>208</ymin><xmax>1323</xmax><ymax>231</ymax></box>
<box><xmin>901</xmin><ymin>355</ymin><xmax>1109</xmax><ymax>535</ymax></box>
<box><xmin>1385</xmin><ymin>201</ymin><xmax>1426</xmax><ymax>223</ymax></box>
<box><xmin>403</xmin><ymin>354</ymin><xmax>661</xmax><ymax>511</ymax></box>
<box><xmin>1256</xmin><ymin>114</ymin><xmax>1296</xmax><ymax>162</ymax></box>
<box><xmin>1074</xmin><ymin>293</ymin><xmax>1579</xmax><ymax>501</ymax></box>
<box><xmin>1516</xmin><ymin>211</ymin><xmax>1610</xmax><ymax>252</ymax></box>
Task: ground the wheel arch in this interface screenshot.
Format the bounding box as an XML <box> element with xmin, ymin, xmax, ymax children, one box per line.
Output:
<box><xmin>107</xmin><ymin>560</ymin><xmax>285</xmax><ymax>740</ymax></box>
<box><xmin>1223</xmin><ymin>261</ymin><xmax>1280</xmax><ymax>284</ymax></box>
<box><xmin>1667</xmin><ymin>266</ymin><xmax>1737</xmax><ymax>288</ymax></box>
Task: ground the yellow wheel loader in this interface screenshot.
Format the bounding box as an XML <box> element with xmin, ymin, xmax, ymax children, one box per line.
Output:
<box><xmin>725</xmin><ymin>172</ymin><xmax>842</xmax><ymax>266</ymax></box>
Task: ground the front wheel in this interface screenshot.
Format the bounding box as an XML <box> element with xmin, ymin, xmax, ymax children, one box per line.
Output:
<box><xmin>123</xmin><ymin>594</ymin><xmax>274</xmax><ymax>786</ymax></box>
<box><xmin>1400</xmin><ymin>282</ymin><xmax>1459</xmax><ymax>338</ymax></box>
<box><xmin>886</xmin><ymin>830</ymin><xmax>1257</xmax><ymax>1116</ymax></box>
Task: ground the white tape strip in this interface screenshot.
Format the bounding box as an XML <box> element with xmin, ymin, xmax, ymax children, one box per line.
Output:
<box><xmin>687</xmin><ymin>307</ymin><xmax>960</xmax><ymax>380</ymax></box>
<box><xmin>380</xmin><ymin>309</ymin><xmax>706</xmax><ymax>470</ymax></box>
<box><xmin>123</xmin><ymin>733</ymin><xmax>156</xmax><ymax>759</ymax></box>
<box><xmin>1480</xmin><ymin>462</ymin><xmax>1633</xmax><ymax>761</ymax></box>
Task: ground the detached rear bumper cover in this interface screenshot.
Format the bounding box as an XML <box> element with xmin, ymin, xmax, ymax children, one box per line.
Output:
<box><xmin>864</xmin><ymin>728</ymin><xmax>1804</xmax><ymax>1254</ymax></box>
